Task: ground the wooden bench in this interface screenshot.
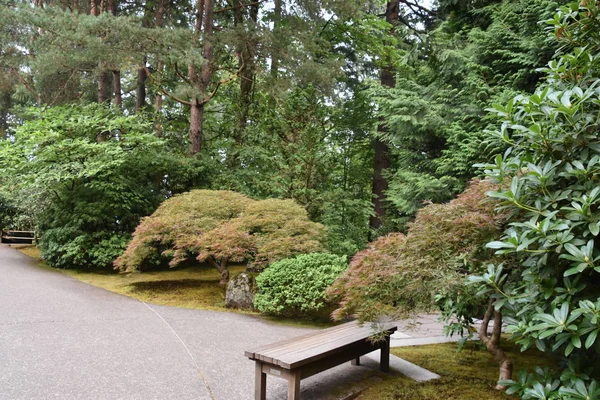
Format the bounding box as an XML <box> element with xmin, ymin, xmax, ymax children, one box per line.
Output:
<box><xmin>245</xmin><ymin>320</ymin><xmax>397</xmax><ymax>400</ymax></box>
<box><xmin>0</xmin><ymin>230</ymin><xmax>35</xmax><ymax>244</ymax></box>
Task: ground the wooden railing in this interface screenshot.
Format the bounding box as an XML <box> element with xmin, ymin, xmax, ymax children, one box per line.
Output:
<box><xmin>0</xmin><ymin>229</ymin><xmax>36</xmax><ymax>244</ymax></box>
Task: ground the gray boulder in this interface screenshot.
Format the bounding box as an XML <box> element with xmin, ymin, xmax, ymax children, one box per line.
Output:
<box><xmin>225</xmin><ymin>272</ymin><xmax>257</xmax><ymax>309</ymax></box>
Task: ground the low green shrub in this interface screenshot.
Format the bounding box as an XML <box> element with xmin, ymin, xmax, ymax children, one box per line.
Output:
<box><xmin>254</xmin><ymin>253</ymin><xmax>347</xmax><ymax>317</ymax></box>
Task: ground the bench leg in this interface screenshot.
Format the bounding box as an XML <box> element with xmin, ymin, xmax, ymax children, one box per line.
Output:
<box><xmin>351</xmin><ymin>357</ymin><xmax>360</xmax><ymax>366</ymax></box>
<box><xmin>287</xmin><ymin>370</ymin><xmax>301</xmax><ymax>400</ymax></box>
<box><xmin>380</xmin><ymin>335</ymin><xmax>390</xmax><ymax>372</ymax></box>
<box><xmin>255</xmin><ymin>362</ymin><xmax>266</xmax><ymax>400</ymax></box>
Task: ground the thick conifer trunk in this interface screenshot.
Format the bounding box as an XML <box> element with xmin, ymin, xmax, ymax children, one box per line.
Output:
<box><xmin>151</xmin><ymin>1</ymin><xmax>165</xmax><ymax>134</ymax></box>
<box><xmin>369</xmin><ymin>0</ymin><xmax>397</xmax><ymax>233</ymax></box>
<box><xmin>232</xmin><ymin>0</ymin><xmax>258</xmax><ymax>162</ymax></box>
<box><xmin>270</xmin><ymin>0</ymin><xmax>282</xmax><ymax>78</ymax></box>
<box><xmin>190</xmin><ymin>99</ymin><xmax>203</xmax><ymax>154</ymax></box>
<box><xmin>189</xmin><ymin>0</ymin><xmax>214</xmax><ymax>155</ymax></box>
<box><xmin>113</xmin><ymin>70</ymin><xmax>122</xmax><ymax>108</ymax></box>
<box><xmin>135</xmin><ymin>66</ymin><xmax>146</xmax><ymax>112</ymax></box>
<box><xmin>97</xmin><ymin>71</ymin><xmax>109</xmax><ymax>103</ymax></box>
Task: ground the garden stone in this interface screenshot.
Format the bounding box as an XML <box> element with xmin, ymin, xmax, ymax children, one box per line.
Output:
<box><xmin>225</xmin><ymin>272</ymin><xmax>257</xmax><ymax>309</ymax></box>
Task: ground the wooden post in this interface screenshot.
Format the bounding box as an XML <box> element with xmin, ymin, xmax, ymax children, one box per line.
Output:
<box><xmin>351</xmin><ymin>357</ymin><xmax>360</xmax><ymax>366</ymax></box>
<box><xmin>287</xmin><ymin>370</ymin><xmax>301</xmax><ymax>400</ymax></box>
<box><xmin>380</xmin><ymin>335</ymin><xmax>390</xmax><ymax>372</ymax></box>
<box><xmin>255</xmin><ymin>362</ymin><xmax>266</xmax><ymax>400</ymax></box>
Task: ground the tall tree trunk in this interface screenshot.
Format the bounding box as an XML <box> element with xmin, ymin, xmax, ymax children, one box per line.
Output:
<box><xmin>270</xmin><ymin>0</ymin><xmax>282</xmax><ymax>78</ymax></box>
<box><xmin>91</xmin><ymin>0</ymin><xmax>99</xmax><ymax>16</ymax></box>
<box><xmin>107</xmin><ymin>0</ymin><xmax>116</xmax><ymax>14</ymax></box>
<box><xmin>112</xmin><ymin>70</ymin><xmax>122</xmax><ymax>108</ymax></box>
<box><xmin>153</xmin><ymin>1</ymin><xmax>165</xmax><ymax>134</ymax></box>
<box><xmin>154</xmin><ymin>87</ymin><xmax>163</xmax><ymax>137</ymax></box>
<box><xmin>188</xmin><ymin>0</ymin><xmax>204</xmax><ymax>154</ymax></box>
<box><xmin>190</xmin><ymin>99</ymin><xmax>203</xmax><ymax>154</ymax></box>
<box><xmin>92</xmin><ymin>0</ymin><xmax>110</xmax><ymax>105</ymax></box>
<box><xmin>369</xmin><ymin>0</ymin><xmax>397</xmax><ymax>233</ymax></box>
<box><xmin>480</xmin><ymin>299</ymin><xmax>513</xmax><ymax>389</ymax></box>
<box><xmin>136</xmin><ymin>0</ymin><xmax>159</xmax><ymax>114</ymax></box>
<box><xmin>231</xmin><ymin>0</ymin><xmax>257</xmax><ymax>164</ymax></box>
<box><xmin>189</xmin><ymin>0</ymin><xmax>214</xmax><ymax>155</ymax></box>
<box><xmin>135</xmin><ymin>61</ymin><xmax>147</xmax><ymax>112</ymax></box>
<box><xmin>97</xmin><ymin>71</ymin><xmax>109</xmax><ymax>103</ymax></box>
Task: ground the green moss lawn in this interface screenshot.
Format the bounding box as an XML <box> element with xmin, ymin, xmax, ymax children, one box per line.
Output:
<box><xmin>354</xmin><ymin>340</ymin><xmax>555</xmax><ymax>400</ymax></box>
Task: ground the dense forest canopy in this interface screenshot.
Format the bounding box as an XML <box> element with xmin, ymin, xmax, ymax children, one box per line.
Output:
<box><xmin>0</xmin><ymin>0</ymin><xmax>565</xmax><ymax>260</ymax></box>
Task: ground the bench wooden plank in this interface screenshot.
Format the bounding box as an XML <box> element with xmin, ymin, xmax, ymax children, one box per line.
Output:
<box><xmin>244</xmin><ymin>322</ymin><xmax>356</xmax><ymax>359</ymax></box>
<box><xmin>276</xmin><ymin>326</ymin><xmax>396</xmax><ymax>369</ymax></box>
<box><xmin>253</xmin><ymin>323</ymin><xmax>365</xmax><ymax>363</ymax></box>
<box><xmin>252</xmin><ymin>322</ymin><xmax>396</xmax><ymax>368</ymax></box>
<box><xmin>247</xmin><ymin>320</ymin><xmax>397</xmax><ymax>400</ymax></box>
<box><xmin>250</xmin><ymin>321</ymin><xmax>392</xmax><ymax>358</ymax></box>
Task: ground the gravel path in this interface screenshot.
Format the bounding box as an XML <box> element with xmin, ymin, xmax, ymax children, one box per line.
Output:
<box><xmin>0</xmin><ymin>245</ymin><xmax>394</xmax><ymax>400</ymax></box>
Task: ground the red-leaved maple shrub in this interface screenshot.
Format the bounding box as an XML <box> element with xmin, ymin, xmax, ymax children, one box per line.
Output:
<box><xmin>114</xmin><ymin>190</ymin><xmax>326</xmax><ymax>284</ymax></box>
<box><xmin>328</xmin><ymin>179</ymin><xmax>514</xmax><ymax>385</ymax></box>
<box><xmin>328</xmin><ymin>179</ymin><xmax>507</xmax><ymax>321</ymax></box>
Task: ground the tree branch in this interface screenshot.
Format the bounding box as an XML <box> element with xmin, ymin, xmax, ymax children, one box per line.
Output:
<box><xmin>215</xmin><ymin>0</ymin><xmax>265</xmax><ymax>14</ymax></box>
<box><xmin>143</xmin><ymin>66</ymin><xmax>192</xmax><ymax>106</ymax></box>
<box><xmin>199</xmin><ymin>71</ymin><xmax>240</xmax><ymax>105</ymax></box>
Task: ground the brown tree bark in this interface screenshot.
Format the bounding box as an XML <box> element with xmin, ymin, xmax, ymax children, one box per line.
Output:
<box><xmin>189</xmin><ymin>0</ymin><xmax>215</xmax><ymax>155</ymax></box>
<box><xmin>231</xmin><ymin>0</ymin><xmax>258</xmax><ymax>163</ymax></box>
<box><xmin>135</xmin><ymin>62</ymin><xmax>147</xmax><ymax>112</ymax></box>
<box><xmin>112</xmin><ymin>70</ymin><xmax>122</xmax><ymax>108</ymax></box>
<box><xmin>97</xmin><ymin>71</ymin><xmax>109</xmax><ymax>103</ymax></box>
<box><xmin>207</xmin><ymin>256</ymin><xmax>230</xmax><ymax>286</ymax></box>
<box><xmin>479</xmin><ymin>299</ymin><xmax>513</xmax><ymax>389</ymax></box>
<box><xmin>369</xmin><ymin>0</ymin><xmax>397</xmax><ymax>233</ymax></box>
<box><xmin>92</xmin><ymin>0</ymin><xmax>110</xmax><ymax>106</ymax></box>
<box><xmin>190</xmin><ymin>98</ymin><xmax>203</xmax><ymax>154</ymax></box>
<box><xmin>91</xmin><ymin>0</ymin><xmax>99</xmax><ymax>16</ymax></box>
<box><xmin>270</xmin><ymin>0</ymin><xmax>282</xmax><ymax>78</ymax></box>
<box><xmin>152</xmin><ymin>1</ymin><xmax>165</xmax><ymax>135</ymax></box>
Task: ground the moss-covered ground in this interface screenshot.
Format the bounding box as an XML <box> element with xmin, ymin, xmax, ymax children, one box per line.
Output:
<box><xmin>14</xmin><ymin>246</ymin><xmax>334</xmax><ymax>328</ymax></box>
<box><xmin>17</xmin><ymin>245</ymin><xmax>249</xmax><ymax>311</ymax></box>
<box><xmin>353</xmin><ymin>340</ymin><xmax>555</xmax><ymax>400</ymax></box>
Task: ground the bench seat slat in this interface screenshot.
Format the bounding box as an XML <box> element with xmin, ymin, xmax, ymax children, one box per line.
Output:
<box><xmin>258</xmin><ymin>323</ymin><xmax>383</xmax><ymax>363</ymax></box>
<box><xmin>251</xmin><ymin>322</ymin><xmax>368</xmax><ymax>363</ymax></box>
<box><xmin>244</xmin><ymin>321</ymin><xmax>359</xmax><ymax>360</ymax></box>
<box><xmin>275</xmin><ymin>326</ymin><xmax>396</xmax><ymax>369</ymax></box>
<box><xmin>250</xmin><ymin>321</ymin><xmax>397</xmax><ymax>369</ymax></box>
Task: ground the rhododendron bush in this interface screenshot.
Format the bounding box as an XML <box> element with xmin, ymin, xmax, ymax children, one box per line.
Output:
<box><xmin>115</xmin><ymin>190</ymin><xmax>326</xmax><ymax>284</ymax></box>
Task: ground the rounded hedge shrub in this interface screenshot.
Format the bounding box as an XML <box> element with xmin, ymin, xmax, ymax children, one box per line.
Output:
<box><xmin>254</xmin><ymin>253</ymin><xmax>347</xmax><ymax>317</ymax></box>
